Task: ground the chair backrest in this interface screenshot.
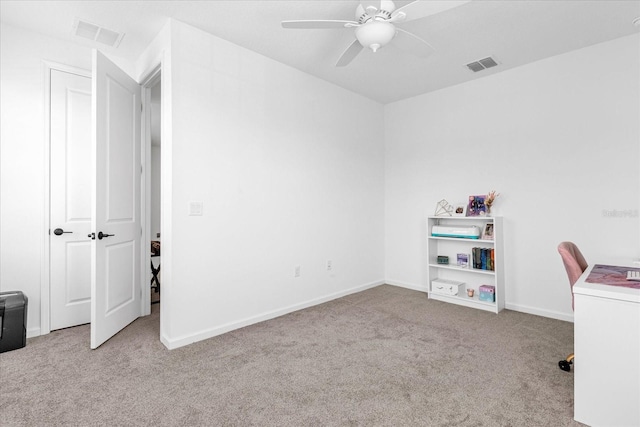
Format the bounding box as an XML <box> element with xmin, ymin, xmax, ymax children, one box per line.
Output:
<box><xmin>557</xmin><ymin>241</ymin><xmax>588</xmax><ymax>310</ymax></box>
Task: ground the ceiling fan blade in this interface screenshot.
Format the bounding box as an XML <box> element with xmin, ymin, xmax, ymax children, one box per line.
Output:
<box><xmin>391</xmin><ymin>0</ymin><xmax>471</xmax><ymax>23</ymax></box>
<box><xmin>380</xmin><ymin>0</ymin><xmax>396</xmax><ymax>13</ymax></box>
<box><xmin>336</xmin><ymin>39</ymin><xmax>365</xmax><ymax>67</ymax></box>
<box><xmin>393</xmin><ymin>28</ymin><xmax>435</xmax><ymax>59</ymax></box>
<box><xmin>359</xmin><ymin>1</ymin><xmax>380</xmax><ymax>12</ymax></box>
<box><xmin>282</xmin><ymin>20</ymin><xmax>358</xmax><ymax>29</ymax></box>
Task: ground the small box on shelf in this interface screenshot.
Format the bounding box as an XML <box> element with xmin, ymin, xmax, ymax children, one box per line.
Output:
<box><xmin>479</xmin><ymin>285</ymin><xmax>495</xmax><ymax>302</ymax></box>
<box><xmin>431</xmin><ymin>279</ymin><xmax>465</xmax><ymax>296</ymax></box>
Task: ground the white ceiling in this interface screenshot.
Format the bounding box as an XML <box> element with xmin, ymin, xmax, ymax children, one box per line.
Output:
<box><xmin>1</xmin><ymin>0</ymin><xmax>639</xmax><ymax>104</ymax></box>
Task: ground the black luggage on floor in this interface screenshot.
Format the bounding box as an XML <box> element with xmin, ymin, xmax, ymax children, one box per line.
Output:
<box><xmin>0</xmin><ymin>291</ymin><xmax>28</xmax><ymax>353</ymax></box>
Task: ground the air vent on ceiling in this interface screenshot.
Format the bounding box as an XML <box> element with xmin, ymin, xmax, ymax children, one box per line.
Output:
<box><xmin>73</xmin><ymin>18</ymin><xmax>124</xmax><ymax>48</ymax></box>
<box><xmin>466</xmin><ymin>56</ymin><xmax>499</xmax><ymax>73</ymax></box>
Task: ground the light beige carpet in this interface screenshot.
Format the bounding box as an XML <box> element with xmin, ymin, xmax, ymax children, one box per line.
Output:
<box><xmin>0</xmin><ymin>285</ymin><xmax>580</xmax><ymax>426</ymax></box>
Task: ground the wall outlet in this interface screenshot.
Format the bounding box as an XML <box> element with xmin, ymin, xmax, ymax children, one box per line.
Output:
<box><xmin>294</xmin><ymin>265</ymin><xmax>301</xmax><ymax>278</ymax></box>
<box><xmin>188</xmin><ymin>201</ymin><xmax>203</xmax><ymax>216</ymax></box>
<box><xmin>327</xmin><ymin>260</ymin><xmax>332</xmax><ymax>271</ymax></box>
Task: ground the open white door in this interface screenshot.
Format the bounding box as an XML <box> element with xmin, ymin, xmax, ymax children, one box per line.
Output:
<box><xmin>91</xmin><ymin>50</ymin><xmax>142</xmax><ymax>349</ymax></box>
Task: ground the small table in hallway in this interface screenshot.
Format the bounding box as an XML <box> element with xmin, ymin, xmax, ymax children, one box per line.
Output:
<box><xmin>151</xmin><ymin>240</ymin><xmax>161</xmax><ymax>304</ymax></box>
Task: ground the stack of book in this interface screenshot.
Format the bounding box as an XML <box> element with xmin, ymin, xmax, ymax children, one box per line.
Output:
<box><xmin>472</xmin><ymin>247</ymin><xmax>495</xmax><ymax>271</ymax></box>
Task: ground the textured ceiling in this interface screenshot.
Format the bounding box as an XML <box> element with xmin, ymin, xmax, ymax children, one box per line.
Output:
<box><xmin>1</xmin><ymin>0</ymin><xmax>639</xmax><ymax>103</ymax></box>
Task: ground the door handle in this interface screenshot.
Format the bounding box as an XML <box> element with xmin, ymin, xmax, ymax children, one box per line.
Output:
<box><xmin>53</xmin><ymin>228</ymin><xmax>73</xmax><ymax>236</ymax></box>
<box><xmin>97</xmin><ymin>231</ymin><xmax>114</xmax><ymax>240</ymax></box>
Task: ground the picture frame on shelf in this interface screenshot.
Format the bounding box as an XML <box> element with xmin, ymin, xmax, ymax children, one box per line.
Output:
<box><xmin>456</xmin><ymin>253</ymin><xmax>470</xmax><ymax>268</ymax></box>
<box><xmin>482</xmin><ymin>223</ymin><xmax>494</xmax><ymax>240</ymax></box>
<box><xmin>466</xmin><ymin>195</ymin><xmax>487</xmax><ymax>217</ymax></box>
<box><xmin>452</xmin><ymin>202</ymin><xmax>467</xmax><ymax>217</ymax></box>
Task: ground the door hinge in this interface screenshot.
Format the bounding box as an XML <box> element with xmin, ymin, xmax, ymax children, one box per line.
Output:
<box><xmin>141</xmin><ymin>103</ymin><xmax>143</xmax><ymax>112</ymax></box>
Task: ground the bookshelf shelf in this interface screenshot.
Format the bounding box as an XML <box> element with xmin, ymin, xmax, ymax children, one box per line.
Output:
<box><xmin>429</xmin><ymin>292</ymin><xmax>497</xmax><ymax>310</ymax></box>
<box><xmin>428</xmin><ymin>236</ymin><xmax>495</xmax><ymax>245</ymax></box>
<box><xmin>427</xmin><ymin>263</ymin><xmax>496</xmax><ymax>276</ymax></box>
<box><xmin>426</xmin><ymin>216</ymin><xmax>505</xmax><ymax>314</ymax></box>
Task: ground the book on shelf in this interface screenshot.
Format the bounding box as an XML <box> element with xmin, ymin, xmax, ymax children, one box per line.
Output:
<box><xmin>472</xmin><ymin>247</ymin><xmax>495</xmax><ymax>271</ymax></box>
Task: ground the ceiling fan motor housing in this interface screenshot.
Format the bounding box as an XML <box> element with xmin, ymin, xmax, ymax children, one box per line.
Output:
<box><xmin>355</xmin><ymin>21</ymin><xmax>396</xmax><ymax>52</ymax></box>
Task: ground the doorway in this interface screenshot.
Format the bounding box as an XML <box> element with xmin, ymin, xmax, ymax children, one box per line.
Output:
<box><xmin>147</xmin><ymin>74</ymin><xmax>162</xmax><ymax>308</ymax></box>
<box><xmin>44</xmin><ymin>59</ymin><xmax>161</xmax><ymax>343</ymax></box>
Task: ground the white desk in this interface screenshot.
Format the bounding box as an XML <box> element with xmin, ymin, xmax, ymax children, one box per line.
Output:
<box><xmin>573</xmin><ymin>262</ymin><xmax>640</xmax><ymax>427</ymax></box>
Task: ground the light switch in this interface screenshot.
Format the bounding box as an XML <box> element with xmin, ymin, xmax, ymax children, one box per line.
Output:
<box><xmin>188</xmin><ymin>201</ymin><xmax>203</xmax><ymax>216</ymax></box>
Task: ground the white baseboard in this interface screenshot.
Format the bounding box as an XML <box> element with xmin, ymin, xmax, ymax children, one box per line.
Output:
<box><xmin>161</xmin><ymin>279</ymin><xmax>385</xmax><ymax>350</ymax></box>
<box><xmin>505</xmin><ymin>302</ymin><xmax>574</xmax><ymax>323</ymax></box>
<box><xmin>27</xmin><ymin>327</ymin><xmax>41</xmax><ymax>339</ymax></box>
<box><xmin>386</xmin><ymin>279</ymin><xmax>574</xmax><ymax>323</ymax></box>
<box><xmin>384</xmin><ymin>279</ymin><xmax>428</xmax><ymax>293</ymax></box>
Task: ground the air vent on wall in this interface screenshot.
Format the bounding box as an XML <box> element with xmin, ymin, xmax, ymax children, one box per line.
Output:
<box><xmin>73</xmin><ymin>18</ymin><xmax>124</xmax><ymax>48</ymax></box>
<box><xmin>466</xmin><ymin>56</ymin><xmax>499</xmax><ymax>73</ymax></box>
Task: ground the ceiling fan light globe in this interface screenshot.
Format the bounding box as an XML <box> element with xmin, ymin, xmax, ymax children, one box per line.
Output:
<box><xmin>355</xmin><ymin>21</ymin><xmax>396</xmax><ymax>52</ymax></box>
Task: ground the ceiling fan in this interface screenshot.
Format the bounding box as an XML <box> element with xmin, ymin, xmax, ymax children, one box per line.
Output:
<box><xmin>282</xmin><ymin>0</ymin><xmax>470</xmax><ymax>66</ymax></box>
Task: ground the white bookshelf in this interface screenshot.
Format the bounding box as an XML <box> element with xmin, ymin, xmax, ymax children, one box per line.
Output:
<box><xmin>426</xmin><ymin>216</ymin><xmax>505</xmax><ymax>313</ymax></box>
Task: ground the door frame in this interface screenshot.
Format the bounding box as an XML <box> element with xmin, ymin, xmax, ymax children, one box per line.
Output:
<box><xmin>41</xmin><ymin>60</ymin><xmax>157</xmax><ymax>335</ymax></box>
<box><xmin>139</xmin><ymin>56</ymin><xmax>171</xmax><ymax>349</ymax></box>
<box><xmin>41</xmin><ymin>61</ymin><xmax>92</xmax><ymax>336</ymax></box>
<box><xmin>140</xmin><ymin>64</ymin><xmax>162</xmax><ymax>317</ymax></box>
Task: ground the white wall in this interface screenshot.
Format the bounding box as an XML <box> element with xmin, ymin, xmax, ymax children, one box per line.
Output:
<box><xmin>0</xmin><ymin>24</ymin><xmax>94</xmax><ymax>336</ymax></box>
<box><xmin>150</xmin><ymin>145</ymin><xmax>161</xmax><ymax>239</ymax></box>
<box><xmin>384</xmin><ymin>33</ymin><xmax>640</xmax><ymax>321</ymax></box>
<box><xmin>0</xmin><ymin>23</ymin><xmax>136</xmax><ymax>336</ymax></box>
<box><xmin>0</xmin><ymin>19</ymin><xmax>386</xmax><ymax>344</ymax></box>
<box><xmin>160</xmin><ymin>21</ymin><xmax>385</xmax><ymax>347</ymax></box>
<box><xmin>150</xmin><ymin>73</ymin><xmax>162</xmax><ymax>239</ymax></box>
<box><xmin>3</xmin><ymin>16</ymin><xmax>636</xmax><ymax>342</ymax></box>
